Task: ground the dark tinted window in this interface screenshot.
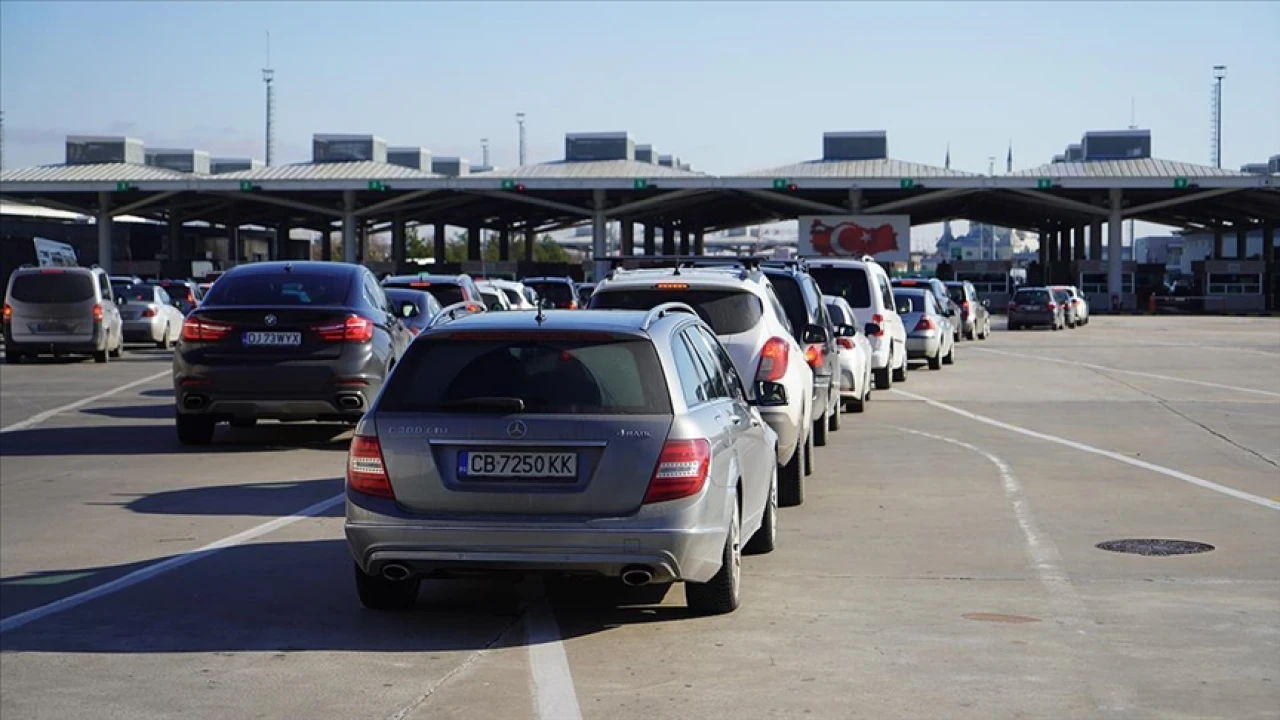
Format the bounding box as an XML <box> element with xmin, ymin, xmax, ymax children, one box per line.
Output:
<box><xmin>765</xmin><ymin>274</ymin><xmax>810</xmax><ymax>341</ymax></box>
<box><xmin>590</xmin><ymin>289</ymin><xmax>764</xmax><ymax>335</ymax></box>
<box><xmin>808</xmin><ymin>267</ymin><xmax>872</xmax><ymax>308</ymax></box>
<box><xmin>383</xmin><ymin>281</ymin><xmax>464</xmax><ymax>307</ymax></box>
<box><xmin>946</xmin><ymin>284</ymin><xmax>967</xmax><ymax>303</ymax></box>
<box><xmin>500</xmin><ymin>288</ymin><xmax>523</xmax><ymax>305</ymax></box>
<box><xmin>526</xmin><ymin>281</ymin><xmax>576</xmax><ymax>307</ymax></box>
<box><xmin>125</xmin><ymin>284</ymin><xmax>161</xmax><ymax>302</ymax></box>
<box><xmin>824</xmin><ymin>302</ymin><xmax>849</xmax><ymax>326</ymax></box>
<box><xmin>202</xmin><ymin>271</ymin><xmax>352</xmax><ymax>306</ymax></box>
<box><xmin>1052</xmin><ymin>289</ymin><xmax>1071</xmax><ymax>303</ymax></box>
<box><xmin>10</xmin><ymin>272</ymin><xmax>95</xmax><ymax>303</ymax></box>
<box><xmin>897</xmin><ymin>292</ymin><xmax>928</xmax><ymax>313</ymax></box>
<box><xmin>670</xmin><ymin>333</ymin><xmax>710</xmax><ymax>407</ymax></box>
<box><xmin>380</xmin><ymin>338</ymin><xmax>672</xmax><ymax>415</ymax></box>
<box><xmin>1013</xmin><ymin>289</ymin><xmax>1052</xmax><ymax>304</ymax></box>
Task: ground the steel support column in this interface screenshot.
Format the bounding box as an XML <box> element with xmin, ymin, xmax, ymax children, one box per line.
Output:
<box><xmin>228</xmin><ymin>206</ymin><xmax>241</xmax><ymax>266</ymax></box>
<box><xmin>273</xmin><ymin>225</ymin><xmax>289</xmax><ymax>261</ymax></box>
<box><xmin>678</xmin><ymin>225</ymin><xmax>690</xmax><ymax>255</ymax></box>
<box><xmin>662</xmin><ymin>224</ymin><xmax>676</xmax><ymax>256</ymax></box>
<box><xmin>1235</xmin><ymin>227</ymin><xmax>1248</xmax><ymax>259</ymax></box>
<box><xmin>433</xmin><ymin>223</ymin><xmax>447</xmax><ymax>263</ymax></box>
<box><xmin>693</xmin><ymin>227</ymin><xmax>705</xmax><ymax>256</ymax></box>
<box><xmin>643</xmin><ymin>224</ymin><xmax>656</xmax><ymax>256</ymax></box>
<box><xmin>168</xmin><ymin>213</ymin><xmax>183</xmax><ymax>267</ymax></box>
<box><xmin>96</xmin><ymin>191</ymin><xmax>113</xmax><ymax>273</ymax></box>
<box><xmin>499</xmin><ymin>225</ymin><xmax>510</xmax><ymax>261</ymax></box>
<box><xmin>620</xmin><ymin>221</ymin><xmax>635</xmax><ymax>256</ymax></box>
<box><xmin>1213</xmin><ymin>230</ymin><xmax>1224</xmax><ymax>260</ymax></box>
<box><xmin>847</xmin><ymin>188</ymin><xmax>864</xmax><ymax>212</ymax></box>
<box><xmin>1057</xmin><ymin>226</ymin><xmax>1069</xmax><ymax>274</ymax></box>
<box><xmin>391</xmin><ymin>217</ymin><xmax>406</xmax><ymax>268</ymax></box>
<box><xmin>1089</xmin><ymin>219</ymin><xmax>1104</xmax><ymax>260</ymax></box>
<box><xmin>591</xmin><ymin>189</ymin><xmax>608</xmax><ymax>281</ymax></box>
<box><xmin>1073</xmin><ymin>226</ymin><xmax>1086</xmax><ymax>261</ymax></box>
<box><xmin>524</xmin><ymin>225</ymin><xmax>536</xmax><ymax>263</ymax></box>
<box><xmin>467</xmin><ymin>224</ymin><xmax>481</xmax><ymax>261</ymax></box>
<box><xmin>1107</xmin><ymin>188</ymin><xmax>1124</xmax><ymax>305</ymax></box>
<box><xmin>1262</xmin><ymin>222</ymin><xmax>1275</xmax><ymax>311</ymax></box>
<box><xmin>341</xmin><ymin>190</ymin><xmax>357</xmax><ymax>264</ymax></box>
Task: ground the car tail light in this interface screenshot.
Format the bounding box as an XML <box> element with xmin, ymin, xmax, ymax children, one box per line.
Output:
<box><xmin>804</xmin><ymin>344</ymin><xmax>824</xmax><ymax>369</ymax></box>
<box><xmin>643</xmin><ymin>439</ymin><xmax>711</xmax><ymax>504</ymax></box>
<box><xmin>868</xmin><ymin>313</ymin><xmax>886</xmax><ymax>337</ymax></box>
<box><xmin>181</xmin><ymin>316</ymin><xmax>232</xmax><ymax>342</ymax></box>
<box><xmin>347</xmin><ymin>434</ymin><xmax>394</xmax><ymax>499</ymax></box>
<box><xmin>914</xmin><ymin>316</ymin><xmax>936</xmax><ymax>332</ymax></box>
<box><xmin>313</xmin><ymin>315</ymin><xmax>374</xmax><ymax>343</ymax></box>
<box><xmin>3</xmin><ymin>304</ymin><xmax>12</xmax><ymax>322</ymax></box>
<box><xmin>1007</xmin><ymin>302</ymin><xmax>1017</xmax><ymax>312</ymax></box>
<box><xmin>407</xmin><ymin>326</ymin><xmax>421</xmax><ymax>336</ymax></box>
<box><xmin>92</xmin><ymin>303</ymin><xmax>104</xmax><ymax>323</ymax></box>
<box><xmin>568</xmin><ymin>299</ymin><xmax>579</xmax><ymax>310</ymax></box>
<box><xmin>756</xmin><ymin>336</ymin><xmax>791</xmax><ymax>381</ymax></box>
<box><xmin>142</xmin><ymin>307</ymin><xmax>157</xmax><ymax>318</ymax></box>
<box><xmin>837</xmin><ymin>337</ymin><xmax>854</xmax><ymax>350</ymax></box>
<box><xmin>656</xmin><ymin>283</ymin><xmax>689</xmax><ymax>290</ymax></box>
<box><xmin>962</xmin><ymin>300</ymin><xmax>971</xmax><ymax>313</ymax></box>
<box><xmin>1048</xmin><ymin>302</ymin><xmax>1058</xmax><ymax>311</ymax></box>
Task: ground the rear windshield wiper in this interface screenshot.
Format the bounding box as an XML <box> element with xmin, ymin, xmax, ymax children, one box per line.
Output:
<box><xmin>439</xmin><ymin>397</ymin><xmax>526</xmax><ymax>413</ymax></box>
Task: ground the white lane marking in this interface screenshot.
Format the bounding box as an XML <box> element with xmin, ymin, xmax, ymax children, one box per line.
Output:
<box><xmin>0</xmin><ymin>369</ymin><xmax>171</xmax><ymax>433</ymax></box>
<box><xmin>891</xmin><ymin>389</ymin><xmax>1280</xmax><ymax>512</ymax></box>
<box><xmin>526</xmin><ymin>597</ymin><xmax>583</xmax><ymax>720</ymax></box>
<box><xmin>0</xmin><ymin>493</ymin><xmax>343</xmax><ymax>634</ymax></box>
<box><xmin>892</xmin><ymin>426</ymin><xmax>1130</xmax><ymax>714</ymax></box>
<box><xmin>970</xmin><ymin>347</ymin><xmax>1280</xmax><ymax>399</ymax></box>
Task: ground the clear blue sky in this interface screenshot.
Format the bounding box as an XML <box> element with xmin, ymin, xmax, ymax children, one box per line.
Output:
<box><xmin>2</xmin><ymin>1</ymin><xmax>1277</xmax><ymax>241</ymax></box>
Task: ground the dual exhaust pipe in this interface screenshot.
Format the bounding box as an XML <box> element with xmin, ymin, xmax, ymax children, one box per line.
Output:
<box><xmin>378</xmin><ymin>562</ymin><xmax>656</xmax><ymax>587</ymax></box>
<box><xmin>182</xmin><ymin>395</ymin><xmax>207</xmax><ymax>410</ymax></box>
<box><xmin>337</xmin><ymin>394</ymin><xmax>363</xmax><ymax>410</ymax></box>
<box><xmin>381</xmin><ymin>563</ymin><xmax>412</xmax><ymax>582</ymax></box>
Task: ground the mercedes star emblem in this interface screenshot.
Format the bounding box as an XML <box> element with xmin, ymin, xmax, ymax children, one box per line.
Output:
<box><xmin>264</xmin><ymin>314</ymin><xmax>278</xmax><ymax>327</ymax></box>
<box><xmin>506</xmin><ymin>420</ymin><xmax>528</xmax><ymax>439</ymax></box>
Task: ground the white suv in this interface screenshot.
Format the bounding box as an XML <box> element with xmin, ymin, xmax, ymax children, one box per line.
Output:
<box><xmin>806</xmin><ymin>257</ymin><xmax>909</xmax><ymax>389</ymax></box>
<box><xmin>589</xmin><ymin>264</ymin><xmax>816</xmax><ymax>507</ymax></box>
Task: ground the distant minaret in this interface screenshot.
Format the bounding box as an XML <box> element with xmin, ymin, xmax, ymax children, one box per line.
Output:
<box><xmin>940</xmin><ymin>143</ymin><xmax>955</xmax><ymax>252</ymax></box>
<box><xmin>263</xmin><ymin>31</ymin><xmax>275</xmax><ymax>166</ymax></box>
<box><xmin>945</xmin><ymin>143</ymin><xmax>951</xmax><ymax>170</ymax></box>
<box><xmin>1006</xmin><ymin>141</ymin><xmax>1013</xmax><ymax>173</ymax></box>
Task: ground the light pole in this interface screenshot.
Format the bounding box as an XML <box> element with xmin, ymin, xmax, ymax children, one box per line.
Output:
<box><xmin>481</xmin><ymin>138</ymin><xmax>490</xmax><ymax>167</ymax></box>
<box><xmin>515</xmin><ymin>112</ymin><xmax>527</xmax><ymax>166</ymax></box>
<box><xmin>1212</xmin><ymin>65</ymin><xmax>1226</xmax><ymax>168</ymax></box>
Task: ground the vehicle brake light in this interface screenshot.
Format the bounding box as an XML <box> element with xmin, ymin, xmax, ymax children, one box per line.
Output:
<box><xmin>1007</xmin><ymin>302</ymin><xmax>1017</xmax><ymax>311</ymax></box>
<box><xmin>1048</xmin><ymin>302</ymin><xmax>1058</xmax><ymax>311</ymax></box>
<box><xmin>962</xmin><ymin>300</ymin><xmax>970</xmax><ymax>313</ymax></box>
<box><xmin>643</xmin><ymin>438</ymin><xmax>711</xmax><ymax>504</ymax></box>
<box><xmin>39</xmin><ymin>268</ymin><xmax>65</xmax><ymax>274</ymax></box>
<box><xmin>804</xmin><ymin>344</ymin><xmax>824</xmax><ymax>369</ymax></box>
<box><xmin>756</xmin><ymin>336</ymin><xmax>791</xmax><ymax>381</ymax></box>
<box><xmin>568</xmin><ymin>299</ymin><xmax>579</xmax><ymax>310</ymax></box>
<box><xmin>869</xmin><ymin>313</ymin><xmax>885</xmax><ymax>337</ymax></box>
<box><xmin>3</xmin><ymin>304</ymin><xmax>12</xmax><ymax>322</ymax></box>
<box><xmin>347</xmin><ymin>435</ymin><xmax>394</xmax><ymax>499</ymax></box>
<box><xmin>142</xmin><ymin>307</ymin><xmax>157</xmax><ymax>318</ymax></box>
<box><xmin>837</xmin><ymin>337</ymin><xmax>854</xmax><ymax>350</ymax></box>
<box><xmin>656</xmin><ymin>283</ymin><xmax>689</xmax><ymax>290</ymax></box>
<box><xmin>92</xmin><ymin>303</ymin><xmax>104</xmax><ymax>323</ymax></box>
<box><xmin>181</xmin><ymin>317</ymin><xmax>232</xmax><ymax>341</ymax></box>
<box><xmin>914</xmin><ymin>316</ymin><xmax>936</xmax><ymax>332</ymax></box>
<box><xmin>313</xmin><ymin>315</ymin><xmax>374</xmax><ymax>343</ymax></box>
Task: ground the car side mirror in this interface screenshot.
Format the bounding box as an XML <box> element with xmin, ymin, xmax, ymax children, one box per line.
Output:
<box><xmin>400</xmin><ymin>302</ymin><xmax>420</xmax><ymax>319</ymax></box>
<box><xmin>801</xmin><ymin>323</ymin><xmax>829</xmax><ymax>344</ymax></box>
<box><xmin>172</xmin><ymin>299</ymin><xmax>184</xmax><ymax>308</ymax></box>
<box><xmin>981</xmin><ymin>298</ymin><xmax>990</xmax><ymax>308</ymax></box>
<box><xmin>864</xmin><ymin>322</ymin><xmax>881</xmax><ymax>337</ymax></box>
<box><xmin>116</xmin><ymin>296</ymin><xmax>128</xmax><ymax>306</ymax></box>
<box><xmin>751</xmin><ymin>380</ymin><xmax>788</xmax><ymax>407</ymax></box>
<box><xmin>836</xmin><ymin>324</ymin><xmax>857</xmax><ymax>338</ymax></box>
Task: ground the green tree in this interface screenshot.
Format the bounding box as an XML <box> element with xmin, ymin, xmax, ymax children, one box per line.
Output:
<box><xmin>405</xmin><ymin>226</ymin><xmax>430</xmax><ymax>259</ymax></box>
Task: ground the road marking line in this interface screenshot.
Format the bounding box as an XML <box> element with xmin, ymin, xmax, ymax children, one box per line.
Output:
<box><xmin>526</xmin><ymin>595</ymin><xmax>583</xmax><ymax>720</ymax></box>
<box><xmin>891</xmin><ymin>389</ymin><xmax>1280</xmax><ymax>512</ymax></box>
<box><xmin>0</xmin><ymin>369</ymin><xmax>171</xmax><ymax>433</ymax></box>
<box><xmin>969</xmin><ymin>347</ymin><xmax>1280</xmax><ymax>399</ymax></box>
<box><xmin>892</xmin><ymin>426</ymin><xmax>1130</xmax><ymax>714</ymax></box>
<box><xmin>0</xmin><ymin>493</ymin><xmax>343</xmax><ymax>634</ymax></box>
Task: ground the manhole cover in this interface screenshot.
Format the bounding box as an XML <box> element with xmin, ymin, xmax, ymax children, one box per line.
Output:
<box><xmin>1096</xmin><ymin>539</ymin><xmax>1215</xmax><ymax>556</ymax></box>
<box><xmin>962</xmin><ymin>613</ymin><xmax>1041</xmax><ymax>624</ymax></box>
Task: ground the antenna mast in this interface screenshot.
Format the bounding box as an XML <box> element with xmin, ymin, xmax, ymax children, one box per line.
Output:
<box><xmin>481</xmin><ymin>138</ymin><xmax>490</xmax><ymax>167</ymax></box>
<box><xmin>1210</xmin><ymin>65</ymin><xmax>1226</xmax><ymax>168</ymax></box>
<box><xmin>263</xmin><ymin>31</ymin><xmax>276</xmax><ymax>166</ymax></box>
<box><xmin>515</xmin><ymin>112</ymin><xmax>527</xmax><ymax>166</ymax></box>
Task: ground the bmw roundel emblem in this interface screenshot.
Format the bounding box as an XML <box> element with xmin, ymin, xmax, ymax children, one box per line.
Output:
<box><xmin>264</xmin><ymin>314</ymin><xmax>278</xmax><ymax>327</ymax></box>
<box><xmin>507</xmin><ymin>420</ymin><xmax>528</xmax><ymax>439</ymax></box>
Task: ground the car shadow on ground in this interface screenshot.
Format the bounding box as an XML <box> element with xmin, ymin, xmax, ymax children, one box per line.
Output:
<box><xmin>0</xmin><ymin>421</ymin><xmax>352</xmax><ymax>457</ymax></box>
<box><xmin>87</xmin><ymin>478</ymin><xmax>346</xmax><ymax>518</ymax></box>
<box><xmin>0</xmin><ymin>540</ymin><xmax>700</xmax><ymax>654</ymax></box>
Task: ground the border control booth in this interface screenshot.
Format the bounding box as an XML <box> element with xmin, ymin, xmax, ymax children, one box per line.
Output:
<box><xmin>1194</xmin><ymin>260</ymin><xmax>1266</xmax><ymax>313</ymax></box>
<box><xmin>951</xmin><ymin>260</ymin><xmax>1014</xmax><ymax>308</ymax></box>
<box><xmin>1075</xmin><ymin>259</ymin><xmax>1136</xmax><ymax>311</ymax></box>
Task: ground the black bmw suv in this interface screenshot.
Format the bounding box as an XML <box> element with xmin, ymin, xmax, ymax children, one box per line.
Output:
<box><xmin>172</xmin><ymin>261</ymin><xmax>413</xmax><ymax>445</ymax></box>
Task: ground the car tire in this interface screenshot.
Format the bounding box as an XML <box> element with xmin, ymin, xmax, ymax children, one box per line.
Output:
<box><xmin>943</xmin><ymin>345</ymin><xmax>955</xmax><ymax>365</ymax></box>
<box><xmin>176</xmin><ymin>414</ymin><xmax>216</xmax><ymax>445</ymax></box>
<box><xmin>744</xmin><ymin>470</ymin><xmax>777</xmax><ymax>556</ymax></box>
<box><xmin>109</xmin><ymin>335</ymin><xmax>124</xmax><ymax>358</ymax></box>
<box><xmin>892</xmin><ymin>353</ymin><xmax>908</xmax><ymax>382</ymax></box>
<box><xmin>827</xmin><ymin>397</ymin><xmax>841</xmax><ymax>432</ymax></box>
<box><xmin>965</xmin><ymin>326</ymin><xmax>976</xmax><ymax>341</ymax></box>
<box><xmin>813</xmin><ymin>411</ymin><xmax>829</xmax><ymax>447</ymax></box>
<box><xmin>354</xmin><ymin>562</ymin><xmax>420</xmax><ymax>611</ymax></box>
<box><xmin>928</xmin><ymin>351</ymin><xmax>942</xmax><ymax>370</ymax></box>
<box><xmin>873</xmin><ymin>365</ymin><xmax>892</xmax><ymax>390</ymax></box>
<box><xmin>1008</xmin><ymin>323</ymin><xmax>1019</xmax><ymax>331</ymax></box>
<box><xmin>156</xmin><ymin>324</ymin><xmax>171</xmax><ymax>349</ymax></box>
<box><xmin>93</xmin><ymin>348</ymin><xmax>109</xmax><ymax>364</ymax></box>
<box><xmin>777</xmin><ymin>438</ymin><xmax>804</xmax><ymax>507</ymax></box>
<box><xmin>803</xmin><ymin>424</ymin><xmax>814</xmax><ymax>476</ymax></box>
<box><xmin>5</xmin><ymin>352</ymin><xmax>21</xmax><ymax>365</ymax></box>
<box><xmin>685</xmin><ymin>501</ymin><xmax>741</xmax><ymax>615</ymax></box>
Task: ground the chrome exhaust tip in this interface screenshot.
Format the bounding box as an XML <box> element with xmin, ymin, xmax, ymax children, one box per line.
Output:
<box><xmin>620</xmin><ymin>565</ymin><xmax>654</xmax><ymax>587</ymax></box>
<box><xmin>337</xmin><ymin>394</ymin><xmax>363</xmax><ymax>410</ymax></box>
<box><xmin>182</xmin><ymin>395</ymin><xmax>207</xmax><ymax>410</ymax></box>
<box><xmin>380</xmin><ymin>563</ymin><xmax>412</xmax><ymax>582</ymax></box>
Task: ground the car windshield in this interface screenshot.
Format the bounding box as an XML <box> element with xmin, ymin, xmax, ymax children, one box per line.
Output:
<box><xmin>9</xmin><ymin>272</ymin><xmax>95</xmax><ymax>304</ymax></box>
<box><xmin>589</xmin><ymin>289</ymin><xmax>764</xmax><ymax>335</ymax></box>
<box><xmin>1014</xmin><ymin>289</ymin><xmax>1052</xmax><ymax>304</ymax></box>
<box><xmin>202</xmin><ymin>272</ymin><xmax>351</xmax><ymax>306</ymax></box>
<box><xmin>526</xmin><ymin>281</ymin><xmax>575</xmax><ymax>307</ymax></box>
<box><xmin>807</xmin><ymin>267</ymin><xmax>872</xmax><ymax>308</ymax></box>
<box><xmin>379</xmin><ymin>337</ymin><xmax>672</xmax><ymax>415</ymax></box>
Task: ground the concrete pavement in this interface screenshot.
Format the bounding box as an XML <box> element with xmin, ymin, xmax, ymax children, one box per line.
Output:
<box><xmin>0</xmin><ymin>317</ymin><xmax>1276</xmax><ymax>719</ymax></box>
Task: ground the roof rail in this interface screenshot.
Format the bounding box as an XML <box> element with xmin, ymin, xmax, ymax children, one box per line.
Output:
<box><xmin>600</xmin><ymin>255</ymin><xmax>767</xmax><ymax>272</ymax></box>
<box><xmin>424</xmin><ymin>301</ymin><xmax>487</xmax><ymax>330</ymax></box>
<box><xmin>640</xmin><ymin>301</ymin><xmax>698</xmax><ymax>331</ymax></box>
<box><xmin>762</xmin><ymin>257</ymin><xmax>809</xmax><ymax>270</ymax></box>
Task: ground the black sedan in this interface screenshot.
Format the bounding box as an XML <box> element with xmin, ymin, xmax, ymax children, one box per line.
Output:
<box><xmin>172</xmin><ymin>261</ymin><xmax>413</xmax><ymax>444</ymax></box>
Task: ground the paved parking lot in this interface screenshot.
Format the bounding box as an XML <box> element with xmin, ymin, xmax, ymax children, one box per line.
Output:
<box><xmin>1</xmin><ymin>317</ymin><xmax>1277</xmax><ymax>720</ymax></box>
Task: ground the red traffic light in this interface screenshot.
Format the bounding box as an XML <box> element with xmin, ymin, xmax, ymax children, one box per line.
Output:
<box><xmin>787</xmin><ymin>183</ymin><xmax>798</xmax><ymax>191</ymax></box>
<box><xmin>515</xmin><ymin>184</ymin><xmax>526</xmax><ymax>192</ymax></box>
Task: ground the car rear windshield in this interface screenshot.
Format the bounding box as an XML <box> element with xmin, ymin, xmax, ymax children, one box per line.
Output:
<box><xmin>946</xmin><ymin>285</ymin><xmax>967</xmax><ymax>303</ymax></box>
<box><xmin>590</xmin><ymin>288</ymin><xmax>764</xmax><ymax>335</ymax></box>
<box><xmin>379</xmin><ymin>337</ymin><xmax>672</xmax><ymax>415</ymax></box>
<box><xmin>897</xmin><ymin>292</ymin><xmax>927</xmax><ymax>313</ymax></box>
<box><xmin>500</xmin><ymin>288</ymin><xmax>524</xmax><ymax>305</ymax></box>
<box><xmin>9</xmin><ymin>272</ymin><xmax>95</xmax><ymax>304</ymax></box>
<box><xmin>125</xmin><ymin>284</ymin><xmax>161</xmax><ymax>302</ymax></box>
<box><xmin>765</xmin><ymin>274</ymin><xmax>810</xmax><ymax>339</ymax></box>
<box><xmin>1014</xmin><ymin>289</ymin><xmax>1052</xmax><ymax>304</ymax></box>
<box><xmin>807</xmin><ymin>267</ymin><xmax>872</xmax><ymax>308</ymax></box>
<box><xmin>526</xmin><ymin>281</ymin><xmax>575</xmax><ymax>306</ymax></box>
<box><xmin>384</xmin><ymin>281</ymin><xmax>465</xmax><ymax>307</ymax></box>
<box><xmin>202</xmin><ymin>272</ymin><xmax>351</xmax><ymax>306</ymax></box>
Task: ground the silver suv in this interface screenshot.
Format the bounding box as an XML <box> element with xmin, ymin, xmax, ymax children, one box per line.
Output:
<box><xmin>344</xmin><ymin>305</ymin><xmax>782</xmax><ymax>615</ymax></box>
<box><xmin>3</xmin><ymin>265</ymin><xmax>125</xmax><ymax>364</ymax></box>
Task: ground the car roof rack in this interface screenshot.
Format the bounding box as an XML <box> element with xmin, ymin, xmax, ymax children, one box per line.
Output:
<box><xmin>423</xmin><ymin>301</ymin><xmax>487</xmax><ymax>330</ymax></box>
<box><xmin>640</xmin><ymin>301</ymin><xmax>699</xmax><ymax>331</ymax></box>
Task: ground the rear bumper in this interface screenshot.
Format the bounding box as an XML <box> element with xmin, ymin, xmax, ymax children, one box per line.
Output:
<box><xmin>345</xmin><ymin>492</ymin><xmax>729</xmax><ymax>584</ymax></box>
<box><xmin>759</xmin><ymin>405</ymin><xmax>802</xmax><ymax>465</ymax></box>
<box><xmin>123</xmin><ymin>319</ymin><xmax>163</xmax><ymax>342</ymax></box>
<box><xmin>906</xmin><ymin>334</ymin><xmax>941</xmax><ymax>358</ymax></box>
<box><xmin>174</xmin><ymin>358</ymin><xmax>384</xmax><ymax>420</ymax></box>
<box><xmin>1009</xmin><ymin>311</ymin><xmax>1056</xmax><ymax>326</ymax></box>
<box><xmin>3</xmin><ymin>325</ymin><xmax>104</xmax><ymax>355</ymax></box>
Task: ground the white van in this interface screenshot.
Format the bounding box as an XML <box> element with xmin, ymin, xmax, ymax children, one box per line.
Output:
<box><xmin>805</xmin><ymin>257</ymin><xmax>909</xmax><ymax>389</ymax></box>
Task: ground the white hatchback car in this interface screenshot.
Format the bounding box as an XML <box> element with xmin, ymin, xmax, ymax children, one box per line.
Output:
<box><xmin>823</xmin><ymin>295</ymin><xmax>873</xmax><ymax>413</ymax></box>
<box><xmin>589</xmin><ymin>264</ymin><xmax>816</xmax><ymax>507</ymax></box>
<box><xmin>806</xmin><ymin>257</ymin><xmax>908</xmax><ymax>390</ymax></box>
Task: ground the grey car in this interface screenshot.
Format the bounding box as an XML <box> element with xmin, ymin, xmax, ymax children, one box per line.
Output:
<box><xmin>1007</xmin><ymin>286</ymin><xmax>1065</xmax><ymax>331</ymax></box>
<box><xmin>344</xmin><ymin>304</ymin><xmax>782</xmax><ymax>615</ymax></box>
<box><xmin>896</xmin><ymin>287</ymin><xmax>956</xmax><ymax>369</ymax></box>
<box><xmin>944</xmin><ymin>280</ymin><xmax>991</xmax><ymax>340</ymax></box>
<box><xmin>3</xmin><ymin>265</ymin><xmax>125</xmax><ymax>364</ymax></box>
